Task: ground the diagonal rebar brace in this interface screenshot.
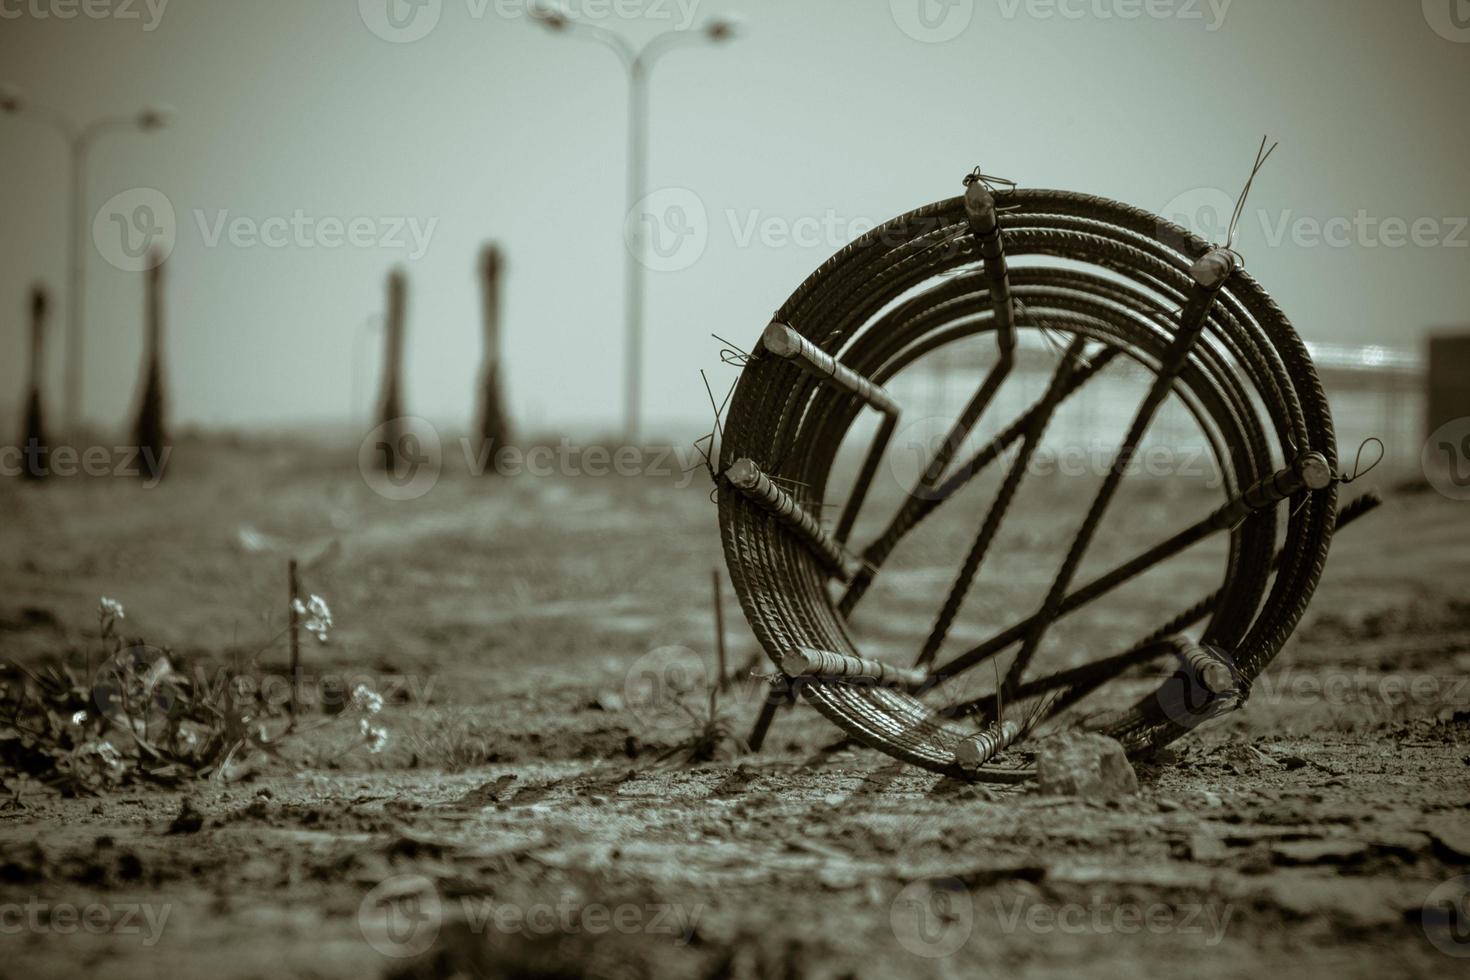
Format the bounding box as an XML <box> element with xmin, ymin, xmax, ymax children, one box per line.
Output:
<box><xmin>916</xmin><ymin>337</ymin><xmax>1089</xmax><ymax>668</ymax></box>
<box><xmin>998</xmin><ymin>249</ymin><xmax>1240</xmax><ymax>698</ymax></box>
<box><xmin>939</xmin><ymin>491</ymin><xmax>1380</xmax><ymax>724</ymax></box>
<box><xmin>835</xmin><ymin>413</ymin><xmax>897</xmax><ymax>546</ymax></box>
<box><xmin>934</xmin><ymin>447</ymin><xmax>1325</xmax><ymax>687</ymax></box>
<box><xmin>837</xmin><ymin>347</ymin><xmax>1119</xmax><ymax>617</ymax></box>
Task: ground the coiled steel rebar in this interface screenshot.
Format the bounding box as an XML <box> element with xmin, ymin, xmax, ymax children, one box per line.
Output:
<box><xmin>717</xmin><ymin>181</ymin><xmax>1339</xmax><ymax>781</ymax></box>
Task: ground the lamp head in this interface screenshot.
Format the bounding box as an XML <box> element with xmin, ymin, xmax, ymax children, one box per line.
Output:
<box><xmin>704</xmin><ymin>14</ymin><xmax>744</xmax><ymax>42</ymax></box>
<box><xmin>137</xmin><ymin>104</ymin><xmax>175</xmax><ymax>131</ymax></box>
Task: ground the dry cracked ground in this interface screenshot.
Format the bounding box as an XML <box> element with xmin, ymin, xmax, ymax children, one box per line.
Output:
<box><xmin>0</xmin><ymin>437</ymin><xmax>1467</xmax><ymax>979</ymax></box>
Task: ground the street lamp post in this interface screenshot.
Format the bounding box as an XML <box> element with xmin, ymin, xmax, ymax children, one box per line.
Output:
<box><xmin>529</xmin><ymin>4</ymin><xmax>742</xmax><ymax>445</ymax></box>
<box><xmin>0</xmin><ymin>84</ymin><xmax>172</xmax><ymax>435</ymax></box>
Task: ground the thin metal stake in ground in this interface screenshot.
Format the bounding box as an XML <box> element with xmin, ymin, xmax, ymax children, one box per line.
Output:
<box><xmin>288</xmin><ymin>558</ymin><xmax>301</xmax><ymax>724</ymax></box>
<box><xmin>712</xmin><ymin>568</ymin><xmax>729</xmax><ymax>692</ymax></box>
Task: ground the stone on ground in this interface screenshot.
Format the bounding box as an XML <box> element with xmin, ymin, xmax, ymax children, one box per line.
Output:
<box><xmin>1035</xmin><ymin>732</ymin><xmax>1139</xmax><ymax>799</ymax></box>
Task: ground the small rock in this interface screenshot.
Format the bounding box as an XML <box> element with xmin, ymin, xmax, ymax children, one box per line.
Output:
<box><xmin>1035</xmin><ymin>733</ymin><xmax>1138</xmax><ymax>800</ymax></box>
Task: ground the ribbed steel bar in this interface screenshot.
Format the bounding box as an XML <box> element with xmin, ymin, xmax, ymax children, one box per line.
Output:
<box><xmin>934</xmin><ymin>449</ymin><xmax>1334</xmax><ymax>686</ymax></box>
<box><xmin>725</xmin><ymin>457</ymin><xmax>862</xmax><ymax>582</ymax></box>
<box><xmin>838</xmin><ymin>346</ymin><xmax>1118</xmax><ymax>617</ymax></box>
<box><xmin>834</xmin><ymin>413</ymin><xmax>897</xmax><ymax>546</ymax></box>
<box><xmin>943</xmin><ymin>492</ymin><xmax>1381</xmax><ymax>724</ymax></box>
<box><xmin>718</xmin><ymin>184</ymin><xmax>1340</xmax><ymax>779</ymax></box>
<box><xmin>761</xmin><ymin>321</ymin><xmax>901</xmax><ymax>416</ymax></box>
<box><xmin>998</xmin><ymin>250</ymin><xmax>1241</xmax><ymax>698</ymax></box>
<box><xmin>964</xmin><ymin>178</ymin><xmax>1018</xmax><ymax>348</ymax></box>
<box><xmin>953</xmin><ymin>719</ymin><xmax>1023</xmax><ymax>771</ymax></box>
<box><xmin>780</xmin><ymin>647</ymin><xmax>927</xmax><ymax>688</ymax></box>
<box><xmin>916</xmin><ymin>337</ymin><xmax>1088</xmax><ymax>668</ymax></box>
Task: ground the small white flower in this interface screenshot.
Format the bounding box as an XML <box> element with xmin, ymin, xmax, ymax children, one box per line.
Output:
<box><xmin>91</xmin><ymin>740</ymin><xmax>123</xmax><ymax>767</ymax></box>
<box><xmin>71</xmin><ymin>710</ymin><xmax>88</xmax><ymax>726</ymax></box>
<box><xmin>294</xmin><ymin>594</ymin><xmax>333</xmax><ymax>644</ymax></box>
<box><xmin>100</xmin><ymin>597</ymin><xmax>126</xmax><ymax>620</ymax></box>
<box><xmin>359</xmin><ymin>718</ymin><xmax>389</xmax><ymax>754</ymax></box>
<box><xmin>351</xmin><ymin>684</ymin><xmax>383</xmax><ymax>715</ymax></box>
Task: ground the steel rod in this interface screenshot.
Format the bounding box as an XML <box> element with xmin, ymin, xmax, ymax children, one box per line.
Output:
<box><xmin>838</xmin><ymin>346</ymin><xmax>1117</xmax><ymax>617</ymax></box>
<box><xmin>726</xmin><ymin>457</ymin><xmax>862</xmax><ymax>581</ymax></box>
<box><xmin>917</xmin><ymin>337</ymin><xmax>1088</xmax><ymax>667</ymax></box>
<box><xmin>999</xmin><ymin>250</ymin><xmax>1240</xmax><ymax>697</ymax></box>
<box><xmin>935</xmin><ymin>449</ymin><xmax>1326</xmax><ymax>686</ymax></box>
<box><xmin>942</xmin><ymin>493</ymin><xmax>1381</xmax><ymax>723</ymax></box>
<box><xmin>762</xmin><ymin>322</ymin><xmax>901</xmax><ymax>417</ymax></box>
<box><xmin>780</xmin><ymin>647</ymin><xmax>927</xmax><ymax>688</ymax></box>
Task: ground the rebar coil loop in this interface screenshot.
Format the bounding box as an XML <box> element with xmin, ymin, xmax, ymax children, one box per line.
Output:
<box><xmin>717</xmin><ymin>185</ymin><xmax>1339</xmax><ymax>781</ymax></box>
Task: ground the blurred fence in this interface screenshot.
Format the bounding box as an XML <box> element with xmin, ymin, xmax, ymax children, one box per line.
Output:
<box><xmin>887</xmin><ymin>338</ymin><xmax>1424</xmax><ymax>478</ymax></box>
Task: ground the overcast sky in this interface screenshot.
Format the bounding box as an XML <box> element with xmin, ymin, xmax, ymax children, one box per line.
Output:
<box><xmin>1</xmin><ymin>0</ymin><xmax>1467</xmax><ymax>437</ymax></box>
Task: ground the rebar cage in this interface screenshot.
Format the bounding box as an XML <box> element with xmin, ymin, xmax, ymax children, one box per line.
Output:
<box><xmin>716</xmin><ymin>180</ymin><xmax>1340</xmax><ymax>781</ymax></box>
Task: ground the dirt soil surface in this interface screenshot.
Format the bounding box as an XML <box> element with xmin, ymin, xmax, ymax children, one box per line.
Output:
<box><xmin>1</xmin><ymin>438</ymin><xmax>1467</xmax><ymax>979</ymax></box>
